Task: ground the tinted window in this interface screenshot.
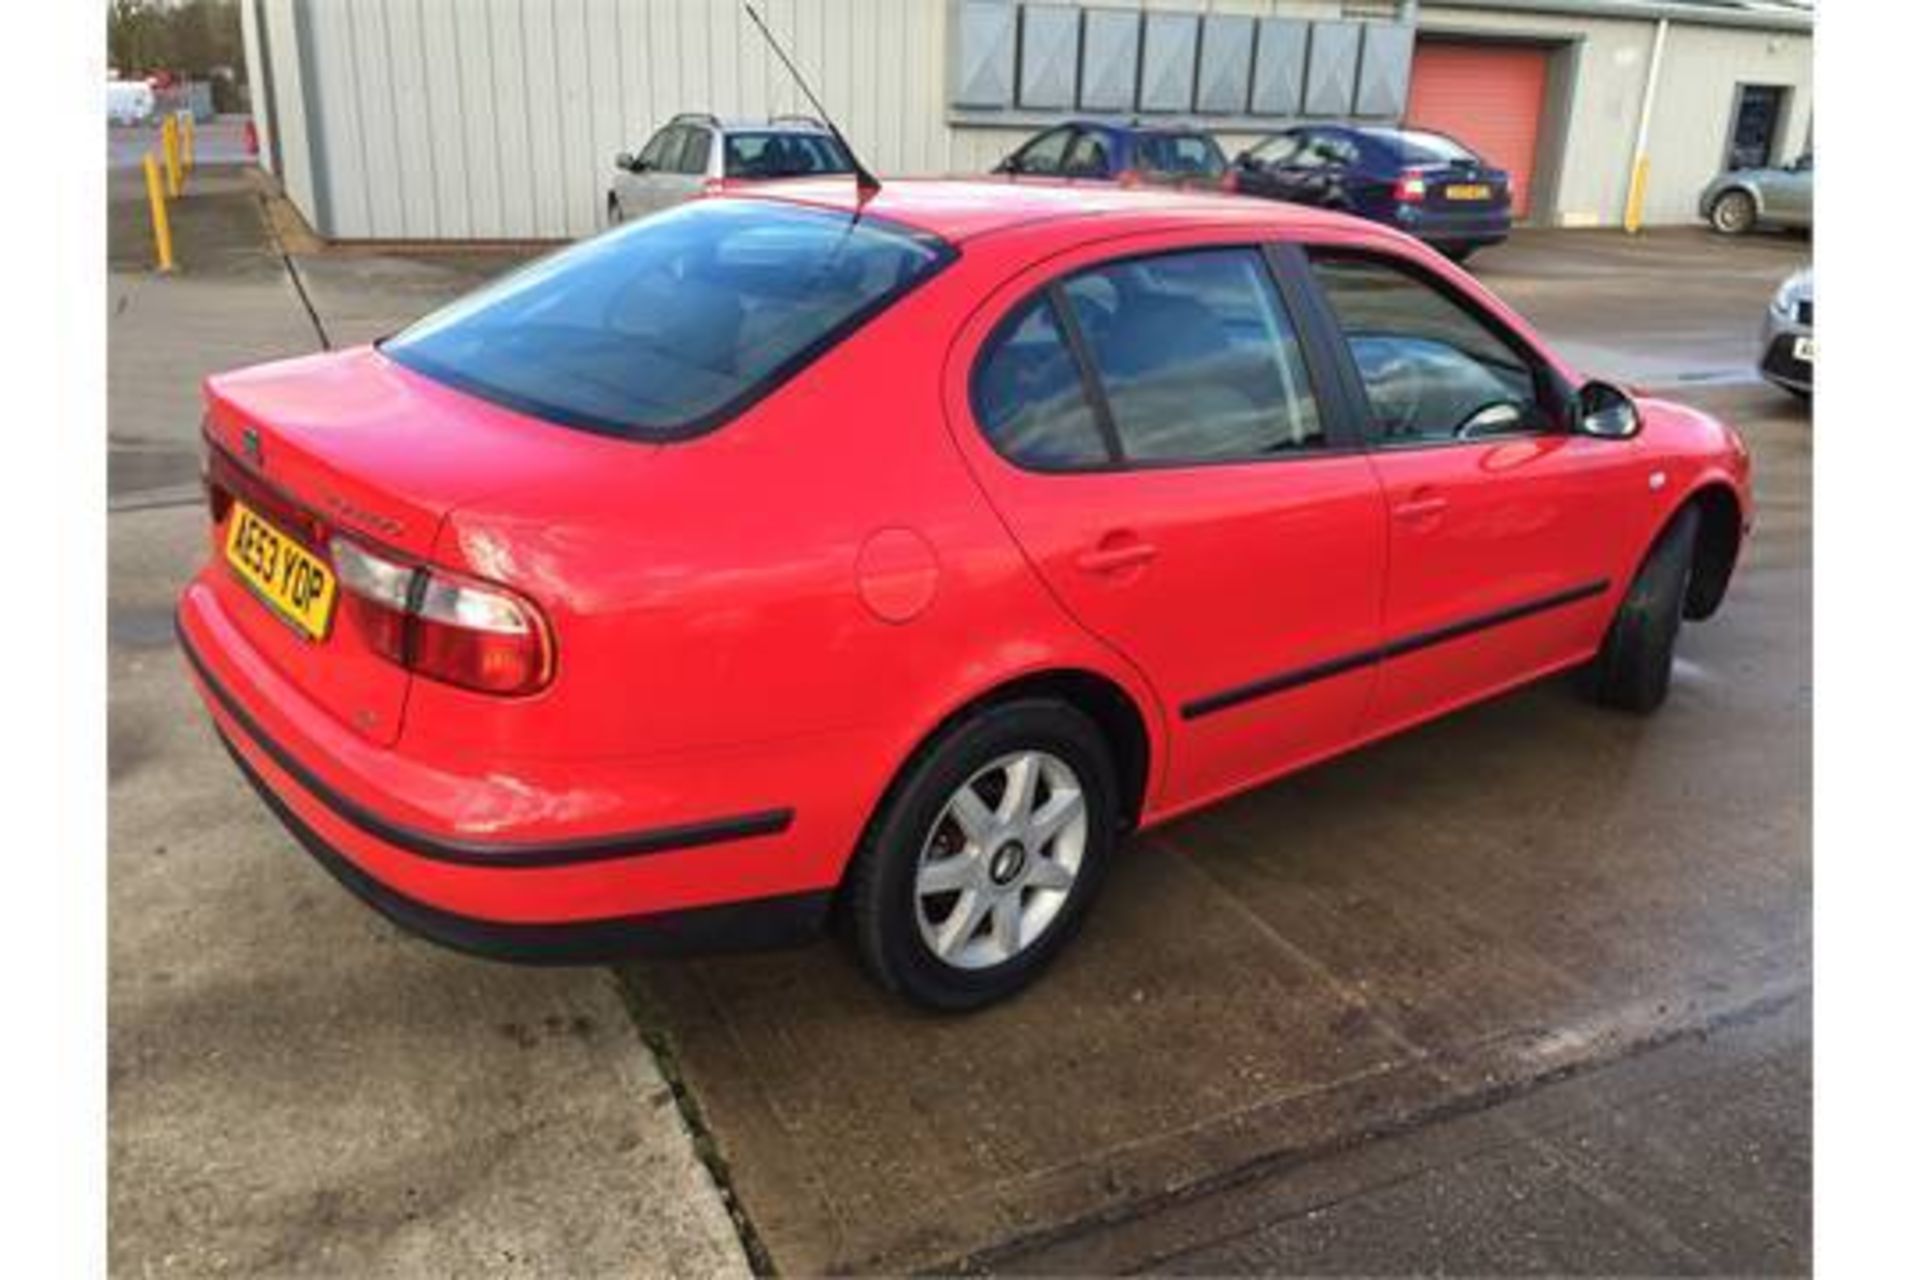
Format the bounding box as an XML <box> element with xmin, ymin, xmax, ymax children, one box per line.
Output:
<box><xmin>1134</xmin><ymin>134</ymin><xmax>1226</xmax><ymax>179</ymax></box>
<box><xmin>1309</xmin><ymin>253</ymin><xmax>1549</xmax><ymax>443</ymax></box>
<box><xmin>673</xmin><ymin>127</ymin><xmax>712</xmax><ymax>175</ymax></box>
<box><xmin>972</xmin><ymin>296</ymin><xmax>1109</xmax><ymax>469</ymax></box>
<box><xmin>637</xmin><ymin>127</ymin><xmax>676</xmax><ymax>169</ymax></box>
<box><xmin>1362</xmin><ymin>127</ymin><xmax>1476</xmax><ymax>165</ymax></box>
<box><xmin>1062</xmin><ymin>131</ymin><xmax>1113</xmax><ymax>178</ymax></box>
<box><xmin>1012</xmin><ymin>127</ymin><xmax>1073</xmax><ymax>175</ymax></box>
<box><xmin>1063</xmin><ymin>249</ymin><xmax>1322</xmax><ymax>463</ymax></box>
<box><xmin>1249</xmin><ymin>132</ymin><xmax>1310</xmax><ymax>166</ymax></box>
<box><xmin>385</xmin><ymin>201</ymin><xmax>952</xmax><ymax>439</ymax></box>
<box><xmin>722</xmin><ymin>131</ymin><xmax>852</xmax><ymax>178</ymax></box>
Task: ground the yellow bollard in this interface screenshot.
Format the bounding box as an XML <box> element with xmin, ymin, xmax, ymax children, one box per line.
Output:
<box><xmin>182</xmin><ymin>112</ymin><xmax>194</xmax><ymax>174</ymax></box>
<box><xmin>1623</xmin><ymin>154</ymin><xmax>1651</xmax><ymax>234</ymax></box>
<box><xmin>161</xmin><ymin>114</ymin><xmax>182</xmax><ymax>197</ymax></box>
<box><xmin>143</xmin><ymin>153</ymin><xmax>175</xmax><ymax>273</ymax></box>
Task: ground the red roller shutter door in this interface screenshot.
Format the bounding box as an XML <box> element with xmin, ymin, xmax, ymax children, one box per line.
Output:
<box><xmin>1406</xmin><ymin>40</ymin><xmax>1550</xmax><ymax>219</ymax></box>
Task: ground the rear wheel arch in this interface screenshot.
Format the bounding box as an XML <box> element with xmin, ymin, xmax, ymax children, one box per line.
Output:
<box><xmin>862</xmin><ymin>667</ymin><xmax>1157</xmax><ymax>862</ymax></box>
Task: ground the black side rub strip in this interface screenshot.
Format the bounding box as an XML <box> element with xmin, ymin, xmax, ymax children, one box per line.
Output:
<box><xmin>177</xmin><ymin>617</ymin><xmax>794</xmax><ymax>868</ymax></box>
<box><xmin>218</xmin><ymin>733</ymin><xmax>830</xmax><ymax>965</ymax></box>
<box><xmin>1182</xmin><ymin>578</ymin><xmax>1611</xmax><ymax>721</ymax></box>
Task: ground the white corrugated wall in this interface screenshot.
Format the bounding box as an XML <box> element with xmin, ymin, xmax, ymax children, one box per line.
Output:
<box><xmin>259</xmin><ymin>0</ymin><xmax>1356</xmax><ymax>240</ymax></box>
<box><xmin>254</xmin><ymin>1</ymin><xmax>1809</xmax><ymax>239</ymax></box>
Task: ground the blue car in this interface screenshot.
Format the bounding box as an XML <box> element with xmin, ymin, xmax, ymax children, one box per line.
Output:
<box><xmin>1226</xmin><ymin>125</ymin><xmax>1512</xmax><ymax>262</ymax></box>
<box><xmin>992</xmin><ymin>119</ymin><xmax>1229</xmax><ymax>190</ymax></box>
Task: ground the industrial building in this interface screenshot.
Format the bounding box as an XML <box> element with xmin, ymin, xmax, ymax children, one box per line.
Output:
<box><xmin>238</xmin><ymin>0</ymin><xmax>1812</xmax><ymax>241</ymax></box>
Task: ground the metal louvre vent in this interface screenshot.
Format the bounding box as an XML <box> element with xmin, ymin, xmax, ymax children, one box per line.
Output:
<box><xmin>949</xmin><ymin>2</ymin><xmax>1410</xmax><ymax>122</ymax></box>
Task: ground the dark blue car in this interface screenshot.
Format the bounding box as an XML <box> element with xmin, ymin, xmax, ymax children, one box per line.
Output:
<box><xmin>992</xmin><ymin>119</ymin><xmax>1229</xmax><ymax>190</ymax></box>
<box><xmin>1226</xmin><ymin>125</ymin><xmax>1512</xmax><ymax>261</ymax></box>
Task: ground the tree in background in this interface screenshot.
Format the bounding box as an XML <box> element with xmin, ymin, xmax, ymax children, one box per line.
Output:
<box><xmin>109</xmin><ymin>0</ymin><xmax>246</xmax><ymax>110</ymax></box>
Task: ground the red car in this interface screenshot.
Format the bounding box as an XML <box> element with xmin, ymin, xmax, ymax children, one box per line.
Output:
<box><xmin>179</xmin><ymin>182</ymin><xmax>1752</xmax><ymax>1010</ymax></box>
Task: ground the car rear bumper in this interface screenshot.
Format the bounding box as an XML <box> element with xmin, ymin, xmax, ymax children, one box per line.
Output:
<box><xmin>177</xmin><ymin>579</ymin><xmax>842</xmax><ymax>962</ymax></box>
<box><xmin>1394</xmin><ymin>205</ymin><xmax>1512</xmax><ymax>247</ymax></box>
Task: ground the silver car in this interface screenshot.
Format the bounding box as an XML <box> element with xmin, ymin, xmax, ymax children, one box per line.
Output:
<box><xmin>607</xmin><ymin>112</ymin><xmax>853</xmax><ymax>223</ymax></box>
<box><xmin>1759</xmin><ymin>267</ymin><xmax>1813</xmax><ymax>398</ymax></box>
<box><xmin>1699</xmin><ymin>153</ymin><xmax>1812</xmax><ymax>235</ymax></box>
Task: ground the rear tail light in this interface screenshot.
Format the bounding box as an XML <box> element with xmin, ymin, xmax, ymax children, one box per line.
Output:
<box><xmin>1393</xmin><ymin>171</ymin><xmax>1427</xmax><ymax>203</ymax></box>
<box><xmin>330</xmin><ymin>535</ymin><xmax>554</xmax><ymax>696</ymax></box>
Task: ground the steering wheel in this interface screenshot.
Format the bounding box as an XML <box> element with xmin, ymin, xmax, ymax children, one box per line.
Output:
<box><xmin>1452</xmin><ymin>399</ymin><xmax>1528</xmax><ymax>440</ymax></box>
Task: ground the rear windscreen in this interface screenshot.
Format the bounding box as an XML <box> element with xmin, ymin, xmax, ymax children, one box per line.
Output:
<box><xmin>723</xmin><ymin>132</ymin><xmax>853</xmax><ymax>179</ymax></box>
<box><xmin>1362</xmin><ymin>128</ymin><xmax>1478</xmax><ymax>165</ymax></box>
<box><xmin>382</xmin><ymin>200</ymin><xmax>953</xmax><ymax>440</ymax></box>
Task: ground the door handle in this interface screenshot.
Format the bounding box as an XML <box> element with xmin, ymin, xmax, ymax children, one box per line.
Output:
<box><xmin>1392</xmin><ymin>491</ymin><xmax>1450</xmax><ymax>522</ymax></box>
<box><xmin>1075</xmin><ymin>535</ymin><xmax>1158</xmax><ymax>575</ymax></box>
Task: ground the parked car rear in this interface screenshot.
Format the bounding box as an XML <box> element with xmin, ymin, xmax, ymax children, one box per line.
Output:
<box><xmin>992</xmin><ymin>120</ymin><xmax>1228</xmax><ymax>190</ymax></box>
<box><xmin>1227</xmin><ymin>125</ymin><xmax>1511</xmax><ymax>261</ymax></box>
<box><xmin>607</xmin><ymin>112</ymin><xmax>854</xmax><ymax>223</ymax></box>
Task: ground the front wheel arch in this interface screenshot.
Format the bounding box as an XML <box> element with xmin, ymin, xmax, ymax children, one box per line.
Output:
<box><xmin>1681</xmin><ymin>483</ymin><xmax>1745</xmax><ymax>620</ymax></box>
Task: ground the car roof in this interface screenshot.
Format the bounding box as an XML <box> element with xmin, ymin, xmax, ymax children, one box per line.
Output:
<box><xmin>1066</xmin><ymin>118</ymin><xmax>1216</xmax><ymax>137</ymax></box>
<box><xmin>671</xmin><ymin>114</ymin><xmax>834</xmax><ymax>135</ymax></box>
<box><xmin>728</xmin><ymin>177</ymin><xmax>1361</xmax><ymax>244</ymax></box>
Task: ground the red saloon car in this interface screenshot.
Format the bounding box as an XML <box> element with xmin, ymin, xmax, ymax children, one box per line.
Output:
<box><xmin>179</xmin><ymin>181</ymin><xmax>1751</xmax><ymax>1010</ymax></box>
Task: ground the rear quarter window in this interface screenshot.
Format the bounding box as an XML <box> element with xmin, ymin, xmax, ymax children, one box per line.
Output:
<box><xmin>382</xmin><ymin>201</ymin><xmax>953</xmax><ymax>440</ymax></box>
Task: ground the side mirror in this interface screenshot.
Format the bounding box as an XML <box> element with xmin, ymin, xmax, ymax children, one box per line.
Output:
<box><xmin>1234</xmin><ymin>150</ymin><xmax>1255</xmax><ymax>169</ymax></box>
<box><xmin>1574</xmin><ymin>380</ymin><xmax>1641</xmax><ymax>439</ymax></box>
<box><xmin>992</xmin><ymin>156</ymin><xmax>1019</xmax><ymax>175</ymax></box>
<box><xmin>616</xmin><ymin>151</ymin><xmax>642</xmax><ymax>172</ymax></box>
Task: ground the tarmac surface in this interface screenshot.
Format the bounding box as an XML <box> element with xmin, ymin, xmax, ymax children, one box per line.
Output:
<box><xmin>108</xmin><ymin>169</ymin><xmax>1810</xmax><ymax>1275</ymax></box>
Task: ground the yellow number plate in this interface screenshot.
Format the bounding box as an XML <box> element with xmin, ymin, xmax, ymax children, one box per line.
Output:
<box><xmin>224</xmin><ymin>501</ymin><xmax>337</xmax><ymax>641</ymax></box>
<box><xmin>1447</xmin><ymin>183</ymin><xmax>1492</xmax><ymax>200</ymax></box>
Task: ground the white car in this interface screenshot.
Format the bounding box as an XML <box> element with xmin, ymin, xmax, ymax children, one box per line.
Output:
<box><xmin>107</xmin><ymin>79</ymin><xmax>156</xmax><ymax>126</ymax></box>
<box><xmin>607</xmin><ymin>113</ymin><xmax>854</xmax><ymax>223</ymax></box>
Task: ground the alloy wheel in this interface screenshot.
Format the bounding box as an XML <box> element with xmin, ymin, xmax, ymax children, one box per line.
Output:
<box><xmin>913</xmin><ymin>750</ymin><xmax>1088</xmax><ymax>970</ymax></box>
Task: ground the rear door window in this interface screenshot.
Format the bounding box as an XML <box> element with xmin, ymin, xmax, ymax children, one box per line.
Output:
<box><xmin>1062</xmin><ymin>248</ymin><xmax>1322</xmax><ymax>463</ymax></box>
<box><xmin>971</xmin><ymin>296</ymin><xmax>1110</xmax><ymax>469</ymax></box>
<box><xmin>384</xmin><ymin>200</ymin><xmax>954</xmax><ymax>440</ymax></box>
<box><xmin>1135</xmin><ymin>134</ymin><xmax>1226</xmax><ymax>179</ymax></box>
<box><xmin>673</xmin><ymin>127</ymin><xmax>712</xmax><ymax>175</ymax></box>
<box><xmin>1062</xmin><ymin>130</ymin><xmax>1113</xmax><ymax>179</ymax></box>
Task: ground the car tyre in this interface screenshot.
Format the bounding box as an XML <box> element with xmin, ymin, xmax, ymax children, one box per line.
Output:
<box><xmin>1709</xmin><ymin>189</ymin><xmax>1757</xmax><ymax>235</ymax></box>
<box><xmin>1589</xmin><ymin>504</ymin><xmax>1701</xmax><ymax>714</ymax></box>
<box><xmin>848</xmin><ymin>699</ymin><xmax>1120</xmax><ymax>1012</ymax></box>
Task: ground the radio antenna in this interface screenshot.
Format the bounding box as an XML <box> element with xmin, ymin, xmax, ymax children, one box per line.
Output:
<box><xmin>743</xmin><ymin>2</ymin><xmax>881</xmax><ymax>199</ymax></box>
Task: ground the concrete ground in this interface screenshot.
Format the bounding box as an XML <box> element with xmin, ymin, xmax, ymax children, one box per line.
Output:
<box><xmin>108</xmin><ymin>172</ymin><xmax>1810</xmax><ymax>1276</ymax></box>
<box><xmin>109</xmin><ymin>175</ymin><xmax>748</xmax><ymax>1277</ymax></box>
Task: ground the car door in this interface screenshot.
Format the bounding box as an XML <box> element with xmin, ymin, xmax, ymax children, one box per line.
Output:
<box><xmin>1299</xmin><ymin>247</ymin><xmax>1659</xmax><ymax>735</ymax></box>
<box><xmin>612</xmin><ymin>126</ymin><xmax>678</xmax><ymax>219</ymax></box>
<box><xmin>949</xmin><ymin>236</ymin><xmax>1389</xmax><ymax>810</ymax></box>
<box><xmin>655</xmin><ymin>125</ymin><xmax>712</xmax><ymax>210</ymax></box>
<box><xmin>1265</xmin><ymin>129</ymin><xmax>1348</xmax><ymax>208</ymax></box>
<box><xmin>1769</xmin><ymin>155</ymin><xmax>1812</xmax><ymax>225</ymax></box>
